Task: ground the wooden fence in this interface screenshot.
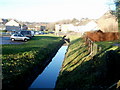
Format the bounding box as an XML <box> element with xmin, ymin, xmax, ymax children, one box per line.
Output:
<box><xmin>85</xmin><ymin>37</ymin><xmax>102</xmax><ymax>56</ymax></box>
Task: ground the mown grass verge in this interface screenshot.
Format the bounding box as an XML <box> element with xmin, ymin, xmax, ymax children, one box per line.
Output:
<box><xmin>2</xmin><ymin>35</ymin><xmax>64</xmax><ymax>89</ymax></box>
<box><xmin>55</xmin><ymin>38</ymin><xmax>120</xmax><ymax>89</ymax></box>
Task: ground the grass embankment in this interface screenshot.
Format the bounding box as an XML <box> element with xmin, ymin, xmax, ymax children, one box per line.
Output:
<box><xmin>55</xmin><ymin>38</ymin><xmax>120</xmax><ymax>89</ymax></box>
<box><xmin>2</xmin><ymin>35</ymin><xmax>64</xmax><ymax>89</ymax></box>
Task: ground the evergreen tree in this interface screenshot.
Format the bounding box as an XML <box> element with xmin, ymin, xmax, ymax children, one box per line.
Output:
<box><xmin>115</xmin><ymin>0</ymin><xmax>120</xmax><ymax>32</ymax></box>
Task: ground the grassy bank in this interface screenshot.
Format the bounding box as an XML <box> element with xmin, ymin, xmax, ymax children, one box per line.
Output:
<box><xmin>55</xmin><ymin>38</ymin><xmax>120</xmax><ymax>89</ymax></box>
<box><xmin>2</xmin><ymin>35</ymin><xmax>64</xmax><ymax>89</ymax></box>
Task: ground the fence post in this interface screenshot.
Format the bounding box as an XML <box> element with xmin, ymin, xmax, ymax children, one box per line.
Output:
<box><xmin>94</xmin><ymin>43</ymin><xmax>98</xmax><ymax>56</ymax></box>
<box><xmin>87</xmin><ymin>38</ymin><xmax>100</xmax><ymax>56</ymax></box>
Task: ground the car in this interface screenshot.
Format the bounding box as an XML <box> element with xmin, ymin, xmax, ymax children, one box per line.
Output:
<box><xmin>10</xmin><ymin>34</ymin><xmax>30</xmax><ymax>41</ymax></box>
<box><xmin>48</xmin><ymin>31</ymin><xmax>54</xmax><ymax>34</ymax></box>
<box><xmin>18</xmin><ymin>30</ymin><xmax>34</xmax><ymax>38</ymax></box>
<box><xmin>34</xmin><ymin>31</ymin><xmax>39</xmax><ymax>35</ymax></box>
<box><xmin>40</xmin><ymin>32</ymin><xmax>48</xmax><ymax>34</ymax></box>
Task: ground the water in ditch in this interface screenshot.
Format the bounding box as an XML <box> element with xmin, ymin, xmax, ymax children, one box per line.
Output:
<box><xmin>29</xmin><ymin>45</ymin><xmax>68</xmax><ymax>89</ymax></box>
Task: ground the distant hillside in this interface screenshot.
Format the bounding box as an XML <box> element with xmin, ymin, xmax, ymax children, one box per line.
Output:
<box><xmin>75</xmin><ymin>18</ymin><xmax>92</xmax><ymax>26</ymax></box>
<box><xmin>54</xmin><ymin>18</ymin><xmax>93</xmax><ymax>26</ymax></box>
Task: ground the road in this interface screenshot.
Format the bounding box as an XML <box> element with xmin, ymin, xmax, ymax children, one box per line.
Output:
<box><xmin>0</xmin><ymin>36</ymin><xmax>25</xmax><ymax>45</ymax></box>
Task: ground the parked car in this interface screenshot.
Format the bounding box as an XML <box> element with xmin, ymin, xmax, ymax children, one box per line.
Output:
<box><xmin>40</xmin><ymin>31</ymin><xmax>48</xmax><ymax>34</ymax></box>
<box><xmin>10</xmin><ymin>34</ymin><xmax>30</xmax><ymax>41</ymax></box>
<box><xmin>34</xmin><ymin>31</ymin><xmax>40</xmax><ymax>35</ymax></box>
<box><xmin>48</xmin><ymin>31</ymin><xmax>54</xmax><ymax>34</ymax></box>
<box><xmin>18</xmin><ymin>30</ymin><xmax>34</xmax><ymax>38</ymax></box>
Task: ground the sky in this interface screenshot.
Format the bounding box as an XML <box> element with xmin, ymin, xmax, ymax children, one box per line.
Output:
<box><xmin>0</xmin><ymin>0</ymin><xmax>115</xmax><ymax>22</ymax></box>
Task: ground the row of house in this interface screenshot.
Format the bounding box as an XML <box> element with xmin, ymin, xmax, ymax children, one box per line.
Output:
<box><xmin>0</xmin><ymin>19</ymin><xmax>46</xmax><ymax>32</ymax></box>
<box><xmin>55</xmin><ymin>21</ymin><xmax>99</xmax><ymax>33</ymax></box>
<box><xmin>27</xmin><ymin>23</ymin><xmax>46</xmax><ymax>31</ymax></box>
<box><xmin>55</xmin><ymin>10</ymin><xmax>118</xmax><ymax>35</ymax></box>
<box><xmin>0</xmin><ymin>18</ymin><xmax>6</xmax><ymax>30</ymax></box>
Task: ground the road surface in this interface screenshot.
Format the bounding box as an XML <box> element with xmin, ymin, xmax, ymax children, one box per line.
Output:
<box><xmin>0</xmin><ymin>36</ymin><xmax>25</xmax><ymax>45</ymax></box>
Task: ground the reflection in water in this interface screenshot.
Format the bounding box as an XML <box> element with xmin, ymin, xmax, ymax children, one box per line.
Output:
<box><xmin>29</xmin><ymin>46</ymin><xmax>68</xmax><ymax>89</ymax></box>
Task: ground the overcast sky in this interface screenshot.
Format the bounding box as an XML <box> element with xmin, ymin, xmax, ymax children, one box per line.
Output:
<box><xmin>0</xmin><ymin>0</ymin><xmax>115</xmax><ymax>22</ymax></box>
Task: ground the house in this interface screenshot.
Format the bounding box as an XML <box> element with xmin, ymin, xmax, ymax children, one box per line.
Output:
<box><xmin>35</xmin><ymin>25</ymin><xmax>46</xmax><ymax>31</ymax></box>
<box><xmin>55</xmin><ymin>10</ymin><xmax>118</xmax><ymax>36</ymax></box>
<box><xmin>5</xmin><ymin>19</ymin><xmax>21</xmax><ymax>32</ymax></box>
<box><xmin>55</xmin><ymin>24</ymin><xmax>74</xmax><ymax>32</ymax></box>
<box><xmin>35</xmin><ymin>25</ymin><xmax>40</xmax><ymax>31</ymax></box>
<box><xmin>0</xmin><ymin>18</ymin><xmax>3</xmax><ymax>24</ymax></box>
<box><xmin>40</xmin><ymin>26</ymin><xmax>46</xmax><ymax>31</ymax></box>
<box><xmin>97</xmin><ymin>10</ymin><xmax>118</xmax><ymax>32</ymax></box>
<box><xmin>69</xmin><ymin>20</ymin><xmax>99</xmax><ymax>36</ymax></box>
<box><xmin>55</xmin><ymin>21</ymin><xmax>99</xmax><ymax>33</ymax></box>
<box><xmin>81</xmin><ymin>21</ymin><xmax>99</xmax><ymax>33</ymax></box>
<box><xmin>55</xmin><ymin>24</ymin><xmax>61</xmax><ymax>32</ymax></box>
<box><xmin>27</xmin><ymin>23</ymin><xmax>46</xmax><ymax>31</ymax></box>
<box><xmin>27</xmin><ymin>24</ymin><xmax>36</xmax><ymax>30</ymax></box>
<box><xmin>0</xmin><ymin>24</ymin><xmax>5</xmax><ymax>30</ymax></box>
<box><xmin>61</xmin><ymin>24</ymin><xmax>74</xmax><ymax>32</ymax></box>
<box><xmin>21</xmin><ymin>24</ymin><xmax>28</xmax><ymax>30</ymax></box>
<box><xmin>0</xmin><ymin>18</ymin><xmax>6</xmax><ymax>30</ymax></box>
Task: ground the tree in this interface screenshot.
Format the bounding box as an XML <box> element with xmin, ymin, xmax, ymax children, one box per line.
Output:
<box><xmin>115</xmin><ymin>0</ymin><xmax>120</xmax><ymax>40</ymax></box>
<box><xmin>115</xmin><ymin>0</ymin><xmax>120</xmax><ymax>31</ymax></box>
<box><xmin>71</xmin><ymin>18</ymin><xmax>79</xmax><ymax>23</ymax></box>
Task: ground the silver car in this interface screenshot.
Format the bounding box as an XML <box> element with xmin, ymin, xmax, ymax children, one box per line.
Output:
<box><xmin>10</xmin><ymin>34</ymin><xmax>30</xmax><ymax>41</ymax></box>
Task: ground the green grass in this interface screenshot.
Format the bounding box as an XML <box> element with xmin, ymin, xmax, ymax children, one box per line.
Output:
<box><xmin>2</xmin><ymin>35</ymin><xmax>64</xmax><ymax>88</ymax></box>
<box><xmin>2</xmin><ymin>36</ymin><xmax>61</xmax><ymax>54</ymax></box>
<box><xmin>55</xmin><ymin>38</ymin><xmax>120</xmax><ymax>89</ymax></box>
<box><xmin>96</xmin><ymin>40</ymin><xmax>120</xmax><ymax>49</ymax></box>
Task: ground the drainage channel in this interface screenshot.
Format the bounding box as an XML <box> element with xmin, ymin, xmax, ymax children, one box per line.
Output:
<box><xmin>29</xmin><ymin>45</ymin><xmax>68</xmax><ymax>89</ymax></box>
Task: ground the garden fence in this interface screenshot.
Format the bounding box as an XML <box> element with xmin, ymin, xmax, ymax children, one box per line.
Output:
<box><xmin>86</xmin><ymin>38</ymin><xmax>102</xmax><ymax>56</ymax></box>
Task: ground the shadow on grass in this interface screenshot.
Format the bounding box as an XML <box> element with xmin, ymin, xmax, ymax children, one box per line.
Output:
<box><xmin>66</xmin><ymin>45</ymin><xmax>83</xmax><ymax>58</ymax></box>
<box><xmin>63</xmin><ymin>49</ymin><xmax>88</xmax><ymax>68</ymax></box>
<box><xmin>56</xmin><ymin>57</ymin><xmax>105</xmax><ymax>89</ymax></box>
<box><xmin>55</xmin><ymin>49</ymin><xmax>120</xmax><ymax>90</ymax></box>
